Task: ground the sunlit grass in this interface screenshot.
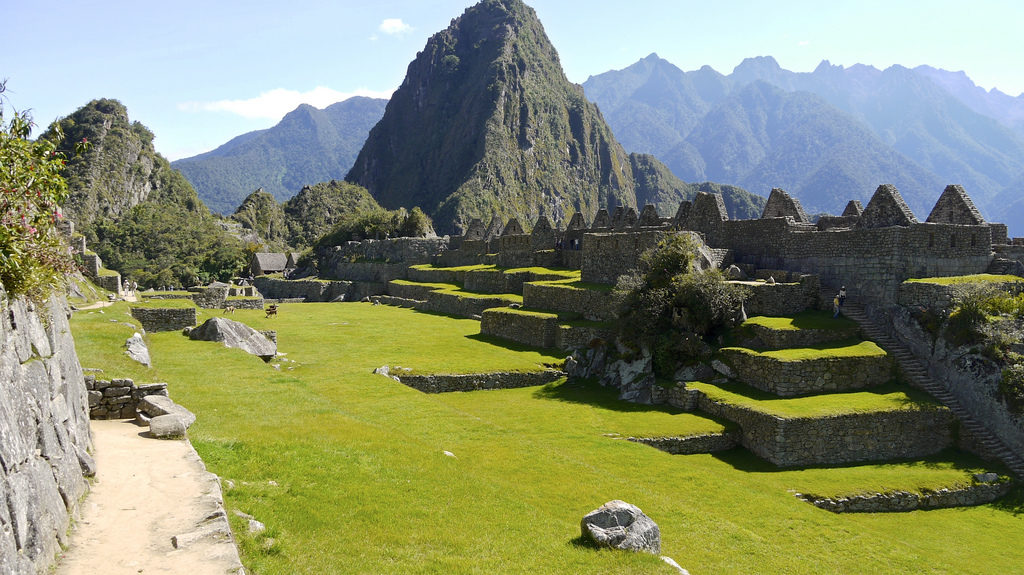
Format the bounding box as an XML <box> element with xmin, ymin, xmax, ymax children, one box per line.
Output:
<box><xmin>688</xmin><ymin>380</ymin><xmax>941</xmax><ymax>418</ymax></box>
<box><xmin>904</xmin><ymin>274</ymin><xmax>1024</xmax><ymax>285</ymax></box>
<box><xmin>721</xmin><ymin>340</ymin><xmax>886</xmax><ymax>361</ymax></box>
<box><xmin>743</xmin><ymin>310</ymin><xmax>858</xmax><ymax>331</ymax></box>
<box><xmin>70</xmin><ymin>302</ymin><xmax>1024</xmax><ymax>574</ymax></box>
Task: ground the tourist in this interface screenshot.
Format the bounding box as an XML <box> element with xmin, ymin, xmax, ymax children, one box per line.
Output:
<box><xmin>833</xmin><ymin>293</ymin><xmax>841</xmax><ymax>318</ymax></box>
<box><xmin>839</xmin><ymin>285</ymin><xmax>847</xmax><ymax>307</ymax></box>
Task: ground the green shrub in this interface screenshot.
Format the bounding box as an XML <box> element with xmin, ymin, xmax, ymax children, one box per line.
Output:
<box><xmin>615</xmin><ymin>233</ymin><xmax>746</xmax><ymax>376</ymax></box>
<box><xmin>1000</xmin><ymin>364</ymin><xmax>1024</xmax><ymax>413</ymax></box>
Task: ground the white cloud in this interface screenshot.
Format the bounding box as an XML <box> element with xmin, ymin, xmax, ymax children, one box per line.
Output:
<box><xmin>798</xmin><ymin>40</ymin><xmax>810</xmax><ymax>46</ymax></box>
<box><xmin>178</xmin><ymin>87</ymin><xmax>393</xmax><ymax>120</ymax></box>
<box><xmin>379</xmin><ymin>18</ymin><xmax>412</xmax><ymax>35</ymax></box>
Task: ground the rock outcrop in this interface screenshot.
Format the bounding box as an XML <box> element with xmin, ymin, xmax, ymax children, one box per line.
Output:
<box><xmin>188</xmin><ymin>316</ymin><xmax>277</xmax><ymax>359</ymax></box>
<box><xmin>1</xmin><ymin>287</ymin><xmax>93</xmax><ymax>574</ymax></box>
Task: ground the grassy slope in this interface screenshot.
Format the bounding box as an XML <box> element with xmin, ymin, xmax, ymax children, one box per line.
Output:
<box><xmin>70</xmin><ymin>303</ymin><xmax>1024</xmax><ymax>574</ymax></box>
<box><xmin>904</xmin><ymin>274</ymin><xmax>1024</xmax><ymax>285</ymax></box>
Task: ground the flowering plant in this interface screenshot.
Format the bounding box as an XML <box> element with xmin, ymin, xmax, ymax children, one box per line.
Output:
<box><xmin>0</xmin><ymin>86</ymin><xmax>80</xmax><ymax>300</ymax></box>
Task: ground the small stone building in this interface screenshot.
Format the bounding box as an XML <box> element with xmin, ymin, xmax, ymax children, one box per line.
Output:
<box><xmin>248</xmin><ymin>253</ymin><xmax>289</xmax><ymax>276</ymax></box>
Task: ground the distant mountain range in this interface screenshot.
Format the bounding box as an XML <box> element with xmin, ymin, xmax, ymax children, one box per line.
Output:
<box><xmin>583</xmin><ymin>54</ymin><xmax>1024</xmax><ymax>234</ymax></box>
<box><xmin>172</xmin><ymin>97</ymin><xmax>387</xmax><ymax>215</ymax></box>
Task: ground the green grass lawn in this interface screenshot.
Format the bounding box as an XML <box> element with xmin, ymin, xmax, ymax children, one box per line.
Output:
<box><xmin>70</xmin><ymin>303</ymin><xmax>1024</xmax><ymax>574</ymax></box>
<box><xmin>721</xmin><ymin>340</ymin><xmax>886</xmax><ymax>362</ymax></box>
<box><xmin>743</xmin><ymin>310</ymin><xmax>858</xmax><ymax>331</ymax></box>
<box><xmin>130</xmin><ymin>298</ymin><xmax>197</xmax><ymax>309</ymax></box>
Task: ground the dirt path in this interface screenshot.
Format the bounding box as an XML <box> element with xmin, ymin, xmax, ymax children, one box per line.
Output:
<box><xmin>56</xmin><ymin>420</ymin><xmax>244</xmax><ymax>575</ymax></box>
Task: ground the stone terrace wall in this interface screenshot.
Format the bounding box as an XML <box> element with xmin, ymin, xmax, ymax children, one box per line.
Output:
<box><xmin>581</xmin><ymin>230</ymin><xmax>667</xmax><ymax>284</ymax></box>
<box><xmin>1</xmin><ymin>289</ymin><xmax>93</xmax><ymax>574</ymax></box>
<box><xmin>743</xmin><ymin>323</ymin><xmax>861</xmax><ymax>350</ymax></box>
<box><xmin>695</xmin><ymin>391</ymin><xmax>954</xmax><ymax>466</ymax></box>
<box><xmin>480</xmin><ymin>309</ymin><xmax>559</xmax><ymax>348</ymax></box>
<box><xmin>898</xmin><ymin>280</ymin><xmax>1024</xmax><ymax>312</ymax></box>
<box><xmin>130</xmin><ymin>306</ymin><xmax>198</xmax><ymax>332</ymax></box>
<box><xmin>418</xmin><ymin>291</ymin><xmax>517</xmax><ymax>319</ymax></box>
<box><xmin>718</xmin><ymin>348</ymin><xmax>893</xmax><ymax>396</ymax></box>
<box><xmin>740</xmin><ymin>276</ymin><xmax>820</xmax><ymax>316</ymax></box>
<box><xmin>395</xmin><ymin>370</ymin><xmax>564</xmax><ymax>393</ymax></box>
<box><xmin>692</xmin><ymin>218</ymin><xmax>992</xmax><ymax>302</ymax></box>
<box><xmin>523</xmin><ymin>282</ymin><xmax>617</xmax><ymax>321</ymax></box>
<box><xmin>796</xmin><ymin>482</ymin><xmax>1011</xmax><ymax>513</ymax></box>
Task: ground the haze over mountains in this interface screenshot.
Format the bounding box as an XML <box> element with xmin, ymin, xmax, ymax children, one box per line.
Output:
<box><xmin>170</xmin><ymin>3</ymin><xmax>1024</xmax><ymax>236</ymax></box>
<box><xmin>172</xmin><ymin>97</ymin><xmax>387</xmax><ymax>215</ymax></box>
<box><xmin>583</xmin><ymin>53</ymin><xmax>1024</xmax><ymax>233</ymax></box>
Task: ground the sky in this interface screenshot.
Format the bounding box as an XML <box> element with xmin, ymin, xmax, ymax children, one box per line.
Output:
<box><xmin>3</xmin><ymin>0</ymin><xmax>1022</xmax><ymax>161</ymax></box>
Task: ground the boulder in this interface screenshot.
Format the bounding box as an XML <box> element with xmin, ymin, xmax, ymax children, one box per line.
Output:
<box><xmin>124</xmin><ymin>332</ymin><xmax>150</xmax><ymax>366</ymax></box>
<box><xmin>725</xmin><ymin>264</ymin><xmax>746</xmax><ymax>280</ymax></box>
<box><xmin>188</xmin><ymin>316</ymin><xmax>277</xmax><ymax>359</ymax></box>
<box><xmin>138</xmin><ymin>395</ymin><xmax>196</xmax><ymax>428</ymax></box>
<box><xmin>581</xmin><ymin>500</ymin><xmax>660</xmax><ymax>554</ymax></box>
<box><xmin>149</xmin><ymin>414</ymin><xmax>188</xmax><ymax>439</ymax></box>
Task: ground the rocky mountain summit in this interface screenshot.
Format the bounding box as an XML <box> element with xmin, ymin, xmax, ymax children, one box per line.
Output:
<box><xmin>346</xmin><ymin>0</ymin><xmax>758</xmax><ymax>234</ymax></box>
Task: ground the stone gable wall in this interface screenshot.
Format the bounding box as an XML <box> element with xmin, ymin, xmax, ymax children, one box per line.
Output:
<box><xmin>253</xmin><ymin>277</ymin><xmax>355</xmax><ymax>302</ymax></box>
<box><xmin>693</xmin><ymin>219</ymin><xmax>992</xmax><ymax>302</ymax></box>
<box><xmin>1</xmin><ymin>289</ymin><xmax>93</xmax><ymax>574</ymax></box>
<box><xmin>741</xmin><ymin>276</ymin><xmax>820</xmax><ymax>316</ymax></box>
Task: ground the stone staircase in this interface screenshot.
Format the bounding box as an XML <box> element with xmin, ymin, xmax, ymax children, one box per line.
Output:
<box><xmin>828</xmin><ymin>288</ymin><xmax>1024</xmax><ymax>478</ymax></box>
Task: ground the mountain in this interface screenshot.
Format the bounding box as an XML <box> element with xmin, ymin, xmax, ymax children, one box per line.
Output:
<box><xmin>173</xmin><ymin>96</ymin><xmax>387</xmax><ymax>214</ymax></box>
<box><xmin>230</xmin><ymin>180</ymin><xmax>383</xmax><ymax>249</ymax></box>
<box><xmin>45</xmin><ymin>99</ymin><xmax>245</xmax><ymax>287</ymax></box>
<box><xmin>914</xmin><ymin>65</ymin><xmax>1024</xmax><ymax>138</ymax></box>
<box><xmin>665</xmin><ymin>81</ymin><xmax>944</xmax><ymax>215</ymax></box>
<box><xmin>584</xmin><ymin>55</ymin><xmax>1024</xmax><ymax>230</ymax></box>
<box><xmin>346</xmin><ymin>0</ymin><xmax>756</xmax><ymax>234</ymax></box>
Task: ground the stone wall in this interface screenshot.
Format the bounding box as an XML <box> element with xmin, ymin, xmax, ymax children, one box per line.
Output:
<box><xmin>226</xmin><ymin>297</ymin><xmax>265</xmax><ymax>310</ymax></box>
<box><xmin>320</xmin><ymin>237</ymin><xmax>449</xmax><ymax>267</ymax></box>
<box><xmin>555</xmin><ymin>324</ymin><xmax>616</xmax><ymax>352</ymax></box>
<box><xmin>740</xmin><ymin>323</ymin><xmax>861</xmax><ymax>350</ymax></box>
<box><xmin>129</xmin><ymin>306</ymin><xmax>198</xmax><ymax>332</ymax></box>
<box><xmin>694</xmin><ymin>390</ymin><xmax>954</xmax><ymax>466</ymax></box>
<box><xmin>692</xmin><ymin>217</ymin><xmax>992</xmax><ymax>302</ymax></box>
<box><xmin>1</xmin><ymin>288</ymin><xmax>94</xmax><ymax>574</ymax></box>
<box><xmin>253</xmin><ymin>276</ymin><xmax>354</xmax><ymax>302</ymax></box>
<box><xmin>480</xmin><ymin>309</ymin><xmax>559</xmax><ymax>348</ymax></box>
<box><xmin>522</xmin><ymin>282</ymin><xmax>617</xmax><ymax>321</ymax></box>
<box><xmin>628</xmin><ymin>433</ymin><xmax>737</xmax><ymax>455</ymax></box>
<box><xmin>191</xmin><ymin>284</ymin><xmax>229</xmax><ymax>309</ymax></box>
<box><xmin>393</xmin><ymin>369</ymin><xmax>564</xmax><ymax>393</ymax></box>
<box><xmin>718</xmin><ymin>347</ymin><xmax>893</xmax><ymax>396</ymax></box>
<box><xmin>795</xmin><ymin>481</ymin><xmax>1012</xmax><ymax>513</ymax></box>
<box><xmin>87</xmin><ymin>377</ymin><xmax>168</xmax><ymax>419</ymax></box>
<box><xmin>581</xmin><ymin>230</ymin><xmax>667</xmax><ymax>284</ymax></box>
<box><xmin>885</xmin><ymin>305</ymin><xmax>1024</xmax><ymax>461</ymax></box>
<box><xmin>418</xmin><ymin>291</ymin><xmax>517</xmax><ymax>319</ymax></box>
<box><xmin>94</xmin><ymin>274</ymin><xmax>122</xmax><ymax>294</ymax></box>
<box><xmin>740</xmin><ymin>275</ymin><xmax>820</xmax><ymax>316</ymax></box>
<box><xmin>897</xmin><ymin>279</ymin><xmax>1024</xmax><ymax>312</ymax></box>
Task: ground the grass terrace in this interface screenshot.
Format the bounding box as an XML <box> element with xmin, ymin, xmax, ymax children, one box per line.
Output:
<box><xmin>720</xmin><ymin>340</ymin><xmax>886</xmax><ymax>362</ymax></box>
<box><xmin>129</xmin><ymin>297</ymin><xmax>197</xmax><ymax>309</ymax></box>
<box><xmin>904</xmin><ymin>274</ymin><xmax>1024</xmax><ymax>285</ymax></box>
<box><xmin>687</xmin><ymin>380</ymin><xmax>941</xmax><ymax>418</ymax></box>
<box><xmin>742</xmin><ymin>310</ymin><xmax>858</xmax><ymax>331</ymax></box>
<box><xmin>70</xmin><ymin>302</ymin><xmax>1024</xmax><ymax>574</ymax></box>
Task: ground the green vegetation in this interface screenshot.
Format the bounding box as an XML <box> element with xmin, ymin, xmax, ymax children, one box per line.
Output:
<box><xmin>742</xmin><ymin>310</ymin><xmax>858</xmax><ymax>331</ymax></box>
<box><xmin>70</xmin><ymin>302</ymin><xmax>1024</xmax><ymax>574</ymax></box>
<box><xmin>687</xmin><ymin>380</ymin><xmax>940</xmax><ymax>418</ymax></box>
<box><xmin>720</xmin><ymin>340</ymin><xmax>886</xmax><ymax>362</ymax></box>
<box><xmin>43</xmin><ymin>99</ymin><xmax>247</xmax><ymax>288</ymax></box>
<box><xmin>487</xmin><ymin>307</ymin><xmax>558</xmax><ymax>320</ymax></box>
<box><xmin>0</xmin><ymin>84</ymin><xmax>77</xmax><ymax>300</ymax></box>
<box><xmin>615</xmin><ymin>234</ymin><xmax>748</xmax><ymax>375</ymax></box>
<box><xmin>313</xmin><ymin>206</ymin><xmax>433</xmax><ymax>248</ymax></box>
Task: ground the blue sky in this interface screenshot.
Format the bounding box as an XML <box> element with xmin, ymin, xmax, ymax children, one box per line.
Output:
<box><xmin>4</xmin><ymin>0</ymin><xmax>1022</xmax><ymax>161</ymax></box>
